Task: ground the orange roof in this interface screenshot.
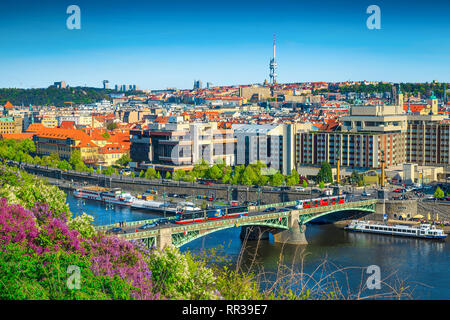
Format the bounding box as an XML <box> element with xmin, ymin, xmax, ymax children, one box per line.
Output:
<box><xmin>59</xmin><ymin>121</ymin><xmax>75</xmax><ymax>129</ymax></box>
<box><xmin>98</xmin><ymin>143</ymin><xmax>127</xmax><ymax>154</ymax></box>
<box><xmin>26</xmin><ymin>123</ymin><xmax>46</xmax><ymax>133</ymax></box>
<box><xmin>4</xmin><ymin>101</ymin><xmax>13</xmax><ymax>109</ymax></box>
<box><xmin>403</xmin><ymin>103</ymin><xmax>427</xmax><ymax>113</ymax></box>
<box><xmin>0</xmin><ymin>132</ymin><xmax>34</xmax><ymax>140</ymax></box>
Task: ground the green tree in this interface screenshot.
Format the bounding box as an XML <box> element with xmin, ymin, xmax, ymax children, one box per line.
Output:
<box><xmin>270</xmin><ymin>171</ymin><xmax>285</xmax><ymax>186</ymax></box>
<box><xmin>302</xmin><ymin>180</ymin><xmax>308</xmax><ymax>188</ymax></box>
<box><xmin>144</xmin><ymin>167</ymin><xmax>157</xmax><ymax>179</ymax></box>
<box><xmin>116</xmin><ymin>154</ymin><xmax>131</xmax><ymax>167</ymax></box>
<box><xmin>317</xmin><ymin>162</ymin><xmax>333</xmax><ymax>183</ymax></box>
<box><xmin>319</xmin><ymin>181</ymin><xmax>325</xmax><ymax>189</ymax></box>
<box><xmin>165</xmin><ymin>171</ymin><xmax>171</xmax><ymax>179</ymax></box>
<box><xmin>106</xmin><ymin>122</ymin><xmax>118</xmax><ymax>130</ymax></box>
<box><xmin>434</xmin><ymin>187</ymin><xmax>445</xmax><ymax>199</ymax></box>
<box><xmin>207</xmin><ymin>164</ymin><xmax>223</xmax><ymax>181</ymax></box>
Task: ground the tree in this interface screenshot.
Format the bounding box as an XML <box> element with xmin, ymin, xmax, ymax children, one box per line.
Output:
<box><xmin>102</xmin><ymin>166</ymin><xmax>115</xmax><ymax>175</ymax></box>
<box><xmin>319</xmin><ymin>181</ymin><xmax>325</xmax><ymax>189</ymax></box>
<box><xmin>302</xmin><ymin>180</ymin><xmax>308</xmax><ymax>188</ymax></box>
<box><xmin>156</xmin><ymin>171</ymin><xmax>161</xmax><ymax>179</ymax></box>
<box><xmin>106</xmin><ymin>122</ymin><xmax>118</xmax><ymax>130</ymax></box>
<box><xmin>317</xmin><ymin>162</ymin><xmax>333</xmax><ymax>183</ymax></box>
<box><xmin>165</xmin><ymin>171</ymin><xmax>171</xmax><ymax>179</ymax></box>
<box><xmin>116</xmin><ymin>154</ymin><xmax>131</xmax><ymax>167</ymax></box>
<box><xmin>69</xmin><ymin>149</ymin><xmax>87</xmax><ymax>171</ymax></box>
<box><xmin>207</xmin><ymin>164</ymin><xmax>223</xmax><ymax>181</ymax></box>
<box><xmin>139</xmin><ymin>170</ymin><xmax>145</xmax><ymax>178</ymax></box>
<box><xmin>144</xmin><ymin>167</ymin><xmax>157</xmax><ymax>179</ymax></box>
<box><xmin>270</xmin><ymin>171</ymin><xmax>285</xmax><ymax>186</ymax></box>
<box><xmin>434</xmin><ymin>187</ymin><xmax>445</xmax><ymax>199</ymax></box>
<box><xmin>57</xmin><ymin>160</ymin><xmax>72</xmax><ymax>171</ymax></box>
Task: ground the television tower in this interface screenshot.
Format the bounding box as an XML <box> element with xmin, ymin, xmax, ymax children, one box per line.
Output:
<box><xmin>269</xmin><ymin>35</ymin><xmax>277</xmax><ymax>85</ymax></box>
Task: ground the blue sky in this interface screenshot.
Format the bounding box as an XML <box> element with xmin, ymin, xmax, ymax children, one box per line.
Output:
<box><xmin>0</xmin><ymin>0</ymin><xmax>449</xmax><ymax>90</ymax></box>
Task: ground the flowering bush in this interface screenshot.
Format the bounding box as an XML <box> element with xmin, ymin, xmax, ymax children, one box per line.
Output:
<box><xmin>0</xmin><ymin>165</ymin><xmax>69</xmax><ymax>219</ymax></box>
<box><xmin>0</xmin><ymin>199</ymin><xmax>85</xmax><ymax>256</ymax></box>
<box><xmin>0</xmin><ymin>198</ymin><xmax>39</xmax><ymax>248</ymax></box>
<box><xmin>67</xmin><ymin>213</ymin><xmax>96</xmax><ymax>239</ymax></box>
<box><xmin>0</xmin><ymin>243</ymin><xmax>137</xmax><ymax>300</ymax></box>
<box><xmin>146</xmin><ymin>246</ymin><xmax>221</xmax><ymax>300</ymax></box>
<box><xmin>87</xmin><ymin>234</ymin><xmax>159</xmax><ymax>300</ymax></box>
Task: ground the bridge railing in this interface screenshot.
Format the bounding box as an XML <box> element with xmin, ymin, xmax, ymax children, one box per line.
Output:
<box><xmin>95</xmin><ymin>216</ymin><xmax>177</xmax><ymax>232</ymax></box>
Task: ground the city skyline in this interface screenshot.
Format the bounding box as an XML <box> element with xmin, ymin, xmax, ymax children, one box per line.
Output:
<box><xmin>0</xmin><ymin>0</ymin><xmax>449</xmax><ymax>90</ymax></box>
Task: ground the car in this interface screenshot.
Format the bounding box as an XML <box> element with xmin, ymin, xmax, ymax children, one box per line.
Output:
<box><xmin>139</xmin><ymin>223</ymin><xmax>156</xmax><ymax>230</ymax></box>
<box><xmin>207</xmin><ymin>196</ymin><xmax>214</xmax><ymax>201</ymax></box>
<box><xmin>361</xmin><ymin>192</ymin><xmax>371</xmax><ymax>197</ymax></box>
<box><xmin>107</xmin><ymin>227</ymin><xmax>123</xmax><ymax>234</ymax></box>
<box><xmin>156</xmin><ymin>218</ymin><xmax>171</xmax><ymax>225</ymax></box>
<box><xmin>278</xmin><ymin>208</ymin><xmax>290</xmax><ymax>212</ymax></box>
<box><xmin>393</xmin><ymin>188</ymin><xmax>403</xmax><ymax>193</ymax></box>
<box><xmin>263</xmin><ymin>207</ymin><xmax>277</xmax><ymax>212</ymax></box>
<box><xmin>200</xmin><ymin>181</ymin><xmax>213</xmax><ymax>185</ymax></box>
<box><xmin>294</xmin><ymin>187</ymin><xmax>306</xmax><ymax>192</ymax></box>
<box><xmin>271</xmin><ymin>187</ymin><xmax>281</xmax><ymax>191</ymax></box>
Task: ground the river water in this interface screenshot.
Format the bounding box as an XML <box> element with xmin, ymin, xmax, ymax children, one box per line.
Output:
<box><xmin>67</xmin><ymin>192</ymin><xmax>450</xmax><ymax>300</ymax></box>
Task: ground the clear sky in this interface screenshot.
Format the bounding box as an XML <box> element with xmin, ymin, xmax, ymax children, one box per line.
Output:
<box><xmin>0</xmin><ymin>0</ymin><xmax>449</xmax><ymax>90</ymax></box>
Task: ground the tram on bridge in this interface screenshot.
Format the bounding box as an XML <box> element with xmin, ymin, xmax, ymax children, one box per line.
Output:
<box><xmin>175</xmin><ymin>195</ymin><xmax>348</xmax><ymax>225</ymax></box>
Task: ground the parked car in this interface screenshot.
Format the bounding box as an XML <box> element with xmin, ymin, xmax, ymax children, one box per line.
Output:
<box><xmin>263</xmin><ymin>207</ymin><xmax>277</xmax><ymax>212</ymax></box>
<box><xmin>199</xmin><ymin>181</ymin><xmax>213</xmax><ymax>185</ymax></box>
<box><xmin>294</xmin><ymin>187</ymin><xmax>306</xmax><ymax>192</ymax></box>
<box><xmin>139</xmin><ymin>223</ymin><xmax>156</xmax><ymax>230</ymax></box>
<box><xmin>361</xmin><ymin>191</ymin><xmax>371</xmax><ymax>197</ymax></box>
<box><xmin>271</xmin><ymin>187</ymin><xmax>281</xmax><ymax>191</ymax></box>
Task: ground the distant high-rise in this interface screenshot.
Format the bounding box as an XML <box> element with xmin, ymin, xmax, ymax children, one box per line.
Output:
<box><xmin>53</xmin><ymin>81</ymin><xmax>67</xmax><ymax>89</ymax></box>
<box><xmin>269</xmin><ymin>35</ymin><xmax>278</xmax><ymax>85</ymax></box>
<box><xmin>103</xmin><ymin>80</ymin><xmax>109</xmax><ymax>89</ymax></box>
<box><xmin>193</xmin><ymin>80</ymin><xmax>202</xmax><ymax>90</ymax></box>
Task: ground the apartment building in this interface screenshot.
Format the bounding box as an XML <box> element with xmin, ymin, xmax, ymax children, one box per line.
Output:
<box><xmin>130</xmin><ymin>118</ymin><xmax>236</xmax><ymax>172</ymax></box>
<box><xmin>32</xmin><ymin>128</ymin><xmax>99</xmax><ymax>164</ymax></box>
<box><xmin>0</xmin><ymin>117</ymin><xmax>23</xmax><ymax>134</ymax></box>
<box><xmin>233</xmin><ymin>123</ymin><xmax>311</xmax><ymax>175</ymax></box>
<box><xmin>296</xmin><ymin>104</ymin><xmax>408</xmax><ymax>169</ymax></box>
<box><xmin>406</xmin><ymin>114</ymin><xmax>450</xmax><ymax>165</ymax></box>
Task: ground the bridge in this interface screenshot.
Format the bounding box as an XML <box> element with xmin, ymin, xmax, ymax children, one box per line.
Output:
<box><xmin>95</xmin><ymin>199</ymin><xmax>378</xmax><ymax>250</ymax></box>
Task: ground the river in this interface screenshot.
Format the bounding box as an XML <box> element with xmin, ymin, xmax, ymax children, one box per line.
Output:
<box><xmin>67</xmin><ymin>191</ymin><xmax>450</xmax><ymax>300</ymax></box>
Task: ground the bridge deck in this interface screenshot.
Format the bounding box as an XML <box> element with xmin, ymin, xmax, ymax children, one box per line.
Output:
<box><xmin>97</xmin><ymin>199</ymin><xmax>378</xmax><ymax>243</ymax></box>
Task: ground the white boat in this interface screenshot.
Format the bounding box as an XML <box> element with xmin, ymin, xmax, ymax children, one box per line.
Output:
<box><xmin>73</xmin><ymin>186</ymin><xmax>133</xmax><ymax>206</ymax></box>
<box><xmin>100</xmin><ymin>189</ymin><xmax>133</xmax><ymax>206</ymax></box>
<box><xmin>131</xmin><ymin>198</ymin><xmax>165</xmax><ymax>210</ymax></box>
<box><xmin>73</xmin><ymin>186</ymin><xmax>104</xmax><ymax>201</ymax></box>
<box><xmin>345</xmin><ymin>220</ymin><xmax>447</xmax><ymax>240</ymax></box>
<box><xmin>177</xmin><ymin>201</ymin><xmax>201</xmax><ymax>212</ymax></box>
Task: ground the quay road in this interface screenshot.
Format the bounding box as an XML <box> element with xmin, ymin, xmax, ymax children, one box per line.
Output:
<box><xmin>11</xmin><ymin>160</ymin><xmax>349</xmax><ymax>204</ymax></box>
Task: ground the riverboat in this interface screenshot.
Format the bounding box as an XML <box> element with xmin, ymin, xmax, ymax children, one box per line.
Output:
<box><xmin>345</xmin><ymin>220</ymin><xmax>447</xmax><ymax>239</ymax></box>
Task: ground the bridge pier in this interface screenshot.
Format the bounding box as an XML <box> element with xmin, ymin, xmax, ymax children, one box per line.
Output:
<box><xmin>273</xmin><ymin>210</ymin><xmax>308</xmax><ymax>245</ymax></box>
<box><xmin>157</xmin><ymin>227</ymin><xmax>174</xmax><ymax>250</ymax></box>
<box><xmin>272</xmin><ymin>223</ymin><xmax>307</xmax><ymax>245</ymax></box>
